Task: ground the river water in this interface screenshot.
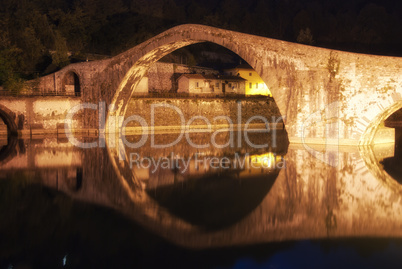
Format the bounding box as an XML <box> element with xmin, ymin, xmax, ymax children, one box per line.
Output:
<box><xmin>1</xmin><ymin>131</ymin><xmax>402</xmax><ymax>268</ymax></box>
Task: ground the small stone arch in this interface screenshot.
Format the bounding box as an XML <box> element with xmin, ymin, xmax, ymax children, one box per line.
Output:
<box><xmin>62</xmin><ymin>71</ymin><xmax>81</xmax><ymax>96</ymax></box>
<box><xmin>360</xmin><ymin>100</ymin><xmax>402</xmax><ymax>145</ymax></box>
<box><xmin>0</xmin><ymin>104</ymin><xmax>18</xmax><ymax>137</ymax></box>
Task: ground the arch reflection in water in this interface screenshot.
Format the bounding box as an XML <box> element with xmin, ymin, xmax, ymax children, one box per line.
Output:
<box><xmin>0</xmin><ymin>135</ymin><xmax>18</xmax><ymax>165</ymax></box>
<box><xmin>144</xmin><ymin>153</ymin><xmax>285</xmax><ymax>231</ymax></box>
<box><xmin>380</xmin><ymin>108</ymin><xmax>402</xmax><ymax>184</ymax></box>
<box><xmin>125</xmin><ymin>131</ymin><xmax>288</xmax><ymax>231</ymax></box>
<box><xmin>0</xmin><ymin>138</ymin><xmax>84</xmax><ymax>194</ymax></box>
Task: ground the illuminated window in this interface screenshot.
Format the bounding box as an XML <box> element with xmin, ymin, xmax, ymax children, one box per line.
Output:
<box><xmin>256</xmin><ymin>83</ymin><xmax>258</xmax><ymax>88</ymax></box>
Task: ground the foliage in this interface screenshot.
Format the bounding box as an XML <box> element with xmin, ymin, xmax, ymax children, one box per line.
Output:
<box><xmin>52</xmin><ymin>31</ymin><xmax>69</xmax><ymax>68</ymax></box>
<box><xmin>297</xmin><ymin>28</ymin><xmax>314</xmax><ymax>45</ymax></box>
<box><xmin>3</xmin><ymin>76</ymin><xmax>25</xmax><ymax>94</ymax></box>
<box><xmin>327</xmin><ymin>52</ymin><xmax>340</xmax><ymax>82</ymax></box>
<box><xmin>0</xmin><ymin>46</ymin><xmax>25</xmax><ymax>92</ymax></box>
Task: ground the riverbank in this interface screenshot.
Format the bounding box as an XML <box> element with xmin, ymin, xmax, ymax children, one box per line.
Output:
<box><xmin>0</xmin><ymin>123</ymin><xmax>285</xmax><ymax>140</ymax></box>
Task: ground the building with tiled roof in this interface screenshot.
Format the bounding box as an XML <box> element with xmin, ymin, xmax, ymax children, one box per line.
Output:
<box><xmin>224</xmin><ymin>64</ymin><xmax>272</xmax><ymax>96</ymax></box>
<box><xmin>177</xmin><ymin>73</ymin><xmax>246</xmax><ymax>95</ymax></box>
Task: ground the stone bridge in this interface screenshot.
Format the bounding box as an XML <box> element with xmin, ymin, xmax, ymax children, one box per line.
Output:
<box><xmin>0</xmin><ymin>24</ymin><xmax>401</xmax><ymax>146</ymax></box>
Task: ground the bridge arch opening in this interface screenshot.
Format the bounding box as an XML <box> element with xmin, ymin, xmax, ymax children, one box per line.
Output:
<box><xmin>379</xmin><ymin>107</ymin><xmax>402</xmax><ymax>184</ymax></box>
<box><xmin>116</xmin><ymin>40</ymin><xmax>287</xmax><ymax>129</ymax></box>
<box><xmin>360</xmin><ymin>100</ymin><xmax>402</xmax><ymax>146</ymax></box>
<box><xmin>62</xmin><ymin>71</ymin><xmax>81</xmax><ymax>96</ymax></box>
<box><xmin>136</xmin><ymin>42</ymin><xmax>274</xmax><ymax>97</ymax></box>
<box><xmin>108</xmin><ymin>27</ymin><xmax>289</xmax><ymax>130</ymax></box>
<box><xmin>360</xmin><ymin>102</ymin><xmax>402</xmax><ymax>188</ymax></box>
<box><xmin>122</xmin><ymin>41</ymin><xmax>288</xmax><ymax>157</ymax></box>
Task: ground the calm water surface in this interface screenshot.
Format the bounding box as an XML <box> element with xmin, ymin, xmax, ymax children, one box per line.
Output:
<box><xmin>0</xmin><ymin>132</ymin><xmax>402</xmax><ymax>268</ymax></box>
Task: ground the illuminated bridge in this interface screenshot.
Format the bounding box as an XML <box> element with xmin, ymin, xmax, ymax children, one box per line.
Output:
<box><xmin>1</xmin><ymin>24</ymin><xmax>402</xmax><ymax>249</ymax></box>
<box><xmin>0</xmin><ymin>24</ymin><xmax>401</xmax><ymax>146</ymax></box>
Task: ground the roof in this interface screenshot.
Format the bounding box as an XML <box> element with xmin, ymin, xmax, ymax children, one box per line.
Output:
<box><xmin>203</xmin><ymin>74</ymin><xmax>218</xmax><ymax>80</ymax></box>
<box><xmin>178</xmin><ymin>73</ymin><xmax>246</xmax><ymax>81</ymax></box>
<box><xmin>217</xmin><ymin>75</ymin><xmax>246</xmax><ymax>81</ymax></box>
<box><xmin>225</xmin><ymin>63</ymin><xmax>253</xmax><ymax>70</ymax></box>
<box><xmin>179</xmin><ymin>74</ymin><xmax>205</xmax><ymax>80</ymax></box>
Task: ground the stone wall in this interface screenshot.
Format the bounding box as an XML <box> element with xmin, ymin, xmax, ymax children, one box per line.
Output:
<box><xmin>125</xmin><ymin>97</ymin><xmax>283</xmax><ymax>128</ymax></box>
<box><xmin>33</xmin><ymin>60</ymin><xmax>110</xmax><ymax>95</ymax></box>
<box><xmin>0</xmin><ymin>97</ymin><xmax>82</xmax><ymax>134</ymax></box>
<box><xmin>0</xmin><ymin>95</ymin><xmax>282</xmax><ymax>138</ymax></box>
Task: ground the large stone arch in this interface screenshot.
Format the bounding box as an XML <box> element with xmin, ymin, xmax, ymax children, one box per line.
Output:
<box><xmin>0</xmin><ymin>104</ymin><xmax>18</xmax><ymax>136</ymax></box>
<box><xmin>103</xmin><ymin>24</ymin><xmax>402</xmax><ymax>145</ymax></box>
<box><xmin>105</xmin><ymin>24</ymin><xmax>310</xmax><ymax>133</ymax></box>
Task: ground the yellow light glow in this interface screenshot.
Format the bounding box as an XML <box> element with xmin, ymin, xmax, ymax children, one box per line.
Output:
<box><xmin>225</xmin><ymin>67</ymin><xmax>272</xmax><ymax>96</ymax></box>
<box><xmin>248</xmin><ymin>152</ymin><xmax>275</xmax><ymax>168</ymax></box>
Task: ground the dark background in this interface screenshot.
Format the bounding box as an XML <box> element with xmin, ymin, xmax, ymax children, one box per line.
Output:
<box><xmin>1</xmin><ymin>0</ymin><xmax>402</xmax><ymax>89</ymax></box>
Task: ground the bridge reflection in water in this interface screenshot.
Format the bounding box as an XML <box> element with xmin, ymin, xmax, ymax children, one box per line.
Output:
<box><xmin>1</xmin><ymin>132</ymin><xmax>402</xmax><ymax>265</ymax></box>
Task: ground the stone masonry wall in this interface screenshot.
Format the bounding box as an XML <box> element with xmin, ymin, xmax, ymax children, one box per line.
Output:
<box><xmin>125</xmin><ymin>97</ymin><xmax>282</xmax><ymax>127</ymax></box>
<box><xmin>33</xmin><ymin>60</ymin><xmax>110</xmax><ymax>95</ymax></box>
<box><xmin>0</xmin><ymin>97</ymin><xmax>82</xmax><ymax>132</ymax></box>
